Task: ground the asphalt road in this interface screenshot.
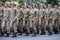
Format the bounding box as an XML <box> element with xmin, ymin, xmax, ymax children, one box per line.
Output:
<box><xmin>0</xmin><ymin>33</ymin><xmax>60</xmax><ymax>40</ymax></box>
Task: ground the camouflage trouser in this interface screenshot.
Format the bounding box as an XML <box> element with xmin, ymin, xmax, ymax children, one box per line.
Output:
<box><xmin>30</xmin><ymin>20</ymin><xmax>33</xmax><ymax>27</ymax></box>
<box><xmin>23</xmin><ymin>18</ymin><xmax>25</xmax><ymax>26</ymax></box>
<box><xmin>2</xmin><ymin>21</ymin><xmax>10</xmax><ymax>33</ymax></box>
<box><xmin>10</xmin><ymin>20</ymin><xmax>17</xmax><ymax>33</ymax></box>
<box><xmin>53</xmin><ymin>23</ymin><xmax>59</xmax><ymax>33</ymax></box>
<box><xmin>23</xmin><ymin>17</ymin><xmax>30</xmax><ymax>33</ymax></box>
<box><xmin>39</xmin><ymin>17</ymin><xmax>41</xmax><ymax>26</ymax></box>
<box><xmin>47</xmin><ymin>24</ymin><xmax>53</xmax><ymax>33</ymax></box>
<box><xmin>41</xmin><ymin>23</ymin><xmax>46</xmax><ymax>33</ymax></box>
<box><xmin>17</xmin><ymin>19</ymin><xmax>23</xmax><ymax>33</ymax></box>
<box><xmin>39</xmin><ymin>17</ymin><xmax>42</xmax><ymax>30</ymax></box>
<box><xmin>0</xmin><ymin>18</ymin><xmax>3</xmax><ymax>33</ymax></box>
<box><xmin>25</xmin><ymin>20</ymin><xmax>30</xmax><ymax>33</ymax></box>
<box><xmin>33</xmin><ymin>22</ymin><xmax>38</xmax><ymax>34</ymax></box>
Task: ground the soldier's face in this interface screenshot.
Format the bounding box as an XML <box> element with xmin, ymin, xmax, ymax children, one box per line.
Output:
<box><xmin>29</xmin><ymin>6</ymin><xmax>32</xmax><ymax>9</ymax></box>
<box><xmin>33</xmin><ymin>5</ymin><xmax>36</xmax><ymax>8</ymax></box>
<box><xmin>17</xmin><ymin>5</ymin><xmax>21</xmax><ymax>9</ymax></box>
<box><xmin>4</xmin><ymin>4</ymin><xmax>9</xmax><ymax>8</ymax></box>
<box><xmin>24</xmin><ymin>6</ymin><xmax>27</xmax><ymax>9</ymax></box>
<box><xmin>40</xmin><ymin>5</ymin><xmax>44</xmax><ymax>9</ymax></box>
<box><xmin>11</xmin><ymin>4</ymin><xmax>15</xmax><ymax>8</ymax></box>
<box><xmin>48</xmin><ymin>6</ymin><xmax>51</xmax><ymax>9</ymax></box>
<box><xmin>0</xmin><ymin>4</ymin><xmax>2</xmax><ymax>7</ymax></box>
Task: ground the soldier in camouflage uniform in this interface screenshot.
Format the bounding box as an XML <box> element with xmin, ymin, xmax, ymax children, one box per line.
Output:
<box><xmin>38</xmin><ymin>4</ymin><xmax>46</xmax><ymax>35</ymax></box>
<box><xmin>53</xmin><ymin>6</ymin><xmax>59</xmax><ymax>34</ymax></box>
<box><xmin>23</xmin><ymin>5</ymin><xmax>30</xmax><ymax>36</ymax></box>
<box><xmin>28</xmin><ymin>5</ymin><xmax>34</xmax><ymax>34</ymax></box>
<box><xmin>10</xmin><ymin>3</ymin><xmax>17</xmax><ymax>37</ymax></box>
<box><xmin>2</xmin><ymin>2</ymin><xmax>10</xmax><ymax>37</ymax></box>
<box><xmin>16</xmin><ymin>4</ymin><xmax>23</xmax><ymax>35</ymax></box>
<box><xmin>45</xmin><ymin>4</ymin><xmax>54</xmax><ymax>35</ymax></box>
<box><xmin>0</xmin><ymin>2</ymin><xmax>4</xmax><ymax>37</ymax></box>
<box><xmin>32</xmin><ymin>4</ymin><xmax>39</xmax><ymax>36</ymax></box>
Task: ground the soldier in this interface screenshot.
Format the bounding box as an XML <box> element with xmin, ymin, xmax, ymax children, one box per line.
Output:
<box><xmin>45</xmin><ymin>4</ymin><xmax>54</xmax><ymax>35</ymax></box>
<box><xmin>2</xmin><ymin>2</ymin><xmax>10</xmax><ymax>37</ymax></box>
<box><xmin>53</xmin><ymin>5</ymin><xmax>59</xmax><ymax>34</ymax></box>
<box><xmin>32</xmin><ymin>4</ymin><xmax>39</xmax><ymax>36</ymax></box>
<box><xmin>0</xmin><ymin>2</ymin><xmax>4</xmax><ymax>37</ymax></box>
<box><xmin>23</xmin><ymin>5</ymin><xmax>30</xmax><ymax>36</ymax></box>
<box><xmin>16</xmin><ymin>4</ymin><xmax>23</xmax><ymax>35</ymax></box>
<box><xmin>28</xmin><ymin>5</ymin><xmax>34</xmax><ymax>34</ymax></box>
<box><xmin>10</xmin><ymin>2</ymin><xmax>17</xmax><ymax>37</ymax></box>
<box><xmin>38</xmin><ymin>4</ymin><xmax>46</xmax><ymax>35</ymax></box>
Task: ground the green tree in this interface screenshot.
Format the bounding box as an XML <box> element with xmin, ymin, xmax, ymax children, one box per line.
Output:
<box><xmin>19</xmin><ymin>0</ymin><xmax>24</xmax><ymax>5</ymax></box>
<box><xmin>0</xmin><ymin>0</ymin><xmax>7</xmax><ymax>3</ymax></box>
<box><xmin>46</xmin><ymin>0</ymin><xmax>58</xmax><ymax>6</ymax></box>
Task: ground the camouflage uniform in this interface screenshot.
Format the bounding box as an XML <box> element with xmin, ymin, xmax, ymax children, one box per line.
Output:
<box><xmin>45</xmin><ymin>8</ymin><xmax>54</xmax><ymax>35</ymax></box>
<box><xmin>23</xmin><ymin>8</ymin><xmax>30</xmax><ymax>36</ymax></box>
<box><xmin>53</xmin><ymin>8</ymin><xmax>59</xmax><ymax>34</ymax></box>
<box><xmin>10</xmin><ymin>4</ymin><xmax>17</xmax><ymax>37</ymax></box>
<box><xmin>39</xmin><ymin>8</ymin><xmax>46</xmax><ymax>35</ymax></box>
<box><xmin>32</xmin><ymin>8</ymin><xmax>39</xmax><ymax>36</ymax></box>
<box><xmin>29</xmin><ymin>7</ymin><xmax>34</xmax><ymax>34</ymax></box>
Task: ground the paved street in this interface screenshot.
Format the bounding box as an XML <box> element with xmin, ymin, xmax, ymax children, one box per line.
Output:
<box><xmin>0</xmin><ymin>33</ymin><xmax>60</xmax><ymax>40</ymax></box>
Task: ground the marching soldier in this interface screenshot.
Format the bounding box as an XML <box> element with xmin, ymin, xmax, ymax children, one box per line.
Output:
<box><xmin>23</xmin><ymin>5</ymin><xmax>30</xmax><ymax>36</ymax></box>
<box><xmin>2</xmin><ymin>2</ymin><xmax>10</xmax><ymax>37</ymax></box>
<box><xmin>16</xmin><ymin>4</ymin><xmax>23</xmax><ymax>35</ymax></box>
<box><xmin>45</xmin><ymin>4</ymin><xmax>54</xmax><ymax>35</ymax></box>
<box><xmin>0</xmin><ymin>2</ymin><xmax>4</xmax><ymax>37</ymax></box>
<box><xmin>32</xmin><ymin>4</ymin><xmax>39</xmax><ymax>36</ymax></box>
<box><xmin>28</xmin><ymin>5</ymin><xmax>34</xmax><ymax>34</ymax></box>
<box><xmin>53</xmin><ymin>5</ymin><xmax>59</xmax><ymax>34</ymax></box>
<box><xmin>10</xmin><ymin>2</ymin><xmax>17</xmax><ymax>37</ymax></box>
<box><xmin>38</xmin><ymin>4</ymin><xmax>46</xmax><ymax>35</ymax></box>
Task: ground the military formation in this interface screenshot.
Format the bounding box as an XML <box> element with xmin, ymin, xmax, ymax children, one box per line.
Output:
<box><xmin>0</xmin><ymin>1</ymin><xmax>60</xmax><ymax>38</ymax></box>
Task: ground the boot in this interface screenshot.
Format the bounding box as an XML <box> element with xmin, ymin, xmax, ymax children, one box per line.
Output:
<box><xmin>1</xmin><ymin>32</ymin><xmax>4</xmax><ymax>37</ymax></box>
<box><xmin>18</xmin><ymin>32</ymin><xmax>22</xmax><ymax>35</ymax></box>
<box><xmin>25</xmin><ymin>32</ymin><xmax>29</xmax><ymax>36</ymax></box>
<box><xmin>48</xmin><ymin>32</ymin><xmax>52</xmax><ymax>35</ymax></box>
<box><xmin>32</xmin><ymin>32</ymin><xmax>37</xmax><ymax>36</ymax></box>
<box><xmin>0</xmin><ymin>33</ymin><xmax>2</xmax><ymax>37</ymax></box>
<box><xmin>54</xmin><ymin>31</ymin><xmax>59</xmax><ymax>34</ymax></box>
<box><xmin>37</xmin><ymin>30</ymin><xmax>39</xmax><ymax>34</ymax></box>
<box><xmin>40</xmin><ymin>30</ymin><xmax>46</xmax><ymax>35</ymax></box>
<box><xmin>12</xmin><ymin>33</ymin><xmax>17</xmax><ymax>38</ymax></box>
<box><xmin>5</xmin><ymin>33</ymin><xmax>9</xmax><ymax>37</ymax></box>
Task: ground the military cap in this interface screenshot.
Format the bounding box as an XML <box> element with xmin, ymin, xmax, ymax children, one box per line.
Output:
<box><xmin>14</xmin><ymin>1</ymin><xmax>19</xmax><ymax>5</ymax></box>
<box><xmin>54</xmin><ymin>5</ymin><xmax>58</xmax><ymax>8</ymax></box>
<box><xmin>17</xmin><ymin>4</ymin><xmax>21</xmax><ymax>6</ymax></box>
<box><xmin>5</xmin><ymin>2</ymin><xmax>10</xmax><ymax>6</ymax></box>
<box><xmin>40</xmin><ymin>3</ymin><xmax>45</xmax><ymax>6</ymax></box>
